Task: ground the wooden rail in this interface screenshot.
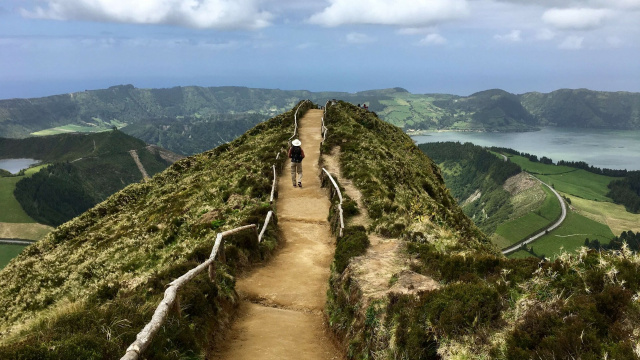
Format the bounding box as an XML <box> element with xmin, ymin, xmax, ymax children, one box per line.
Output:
<box><xmin>289</xmin><ymin>100</ymin><xmax>310</xmax><ymax>145</ymax></box>
<box><xmin>121</xmin><ymin>224</ymin><xmax>257</xmax><ymax>360</ymax></box>
<box><xmin>322</xmin><ymin>168</ymin><xmax>344</xmax><ymax>237</ymax></box>
<box><xmin>121</xmin><ymin>101</ymin><xmax>312</xmax><ymax>359</ymax></box>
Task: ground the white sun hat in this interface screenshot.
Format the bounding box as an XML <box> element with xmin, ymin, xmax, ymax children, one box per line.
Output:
<box><xmin>292</xmin><ymin>139</ymin><xmax>302</xmax><ymax>146</ymax></box>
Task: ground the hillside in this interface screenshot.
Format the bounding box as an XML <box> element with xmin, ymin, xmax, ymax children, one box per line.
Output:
<box><xmin>320</xmin><ymin>103</ymin><xmax>640</xmax><ymax>359</ymax></box>
<box><xmin>0</xmin><ymin>102</ymin><xmax>317</xmax><ymax>358</ymax></box>
<box><xmin>1</xmin><ymin>130</ymin><xmax>181</xmax><ymax>226</ymax></box>
<box><xmin>2</xmin><ymin>86</ymin><xmax>639</xmax><ymax>151</ymax></box>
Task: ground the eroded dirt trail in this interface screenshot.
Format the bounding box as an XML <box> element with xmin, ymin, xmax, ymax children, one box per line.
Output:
<box><xmin>216</xmin><ymin>109</ymin><xmax>343</xmax><ymax>360</ymax></box>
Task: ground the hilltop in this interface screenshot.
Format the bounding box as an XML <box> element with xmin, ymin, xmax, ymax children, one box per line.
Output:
<box><xmin>1</xmin><ymin>101</ymin><xmax>639</xmax><ymax>359</ymax></box>
<box><xmin>1</xmin><ymin>86</ymin><xmax>639</xmax><ymax>154</ymax></box>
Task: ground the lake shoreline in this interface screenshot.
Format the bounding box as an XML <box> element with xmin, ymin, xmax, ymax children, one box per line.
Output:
<box><xmin>411</xmin><ymin>127</ymin><xmax>640</xmax><ymax>171</ymax></box>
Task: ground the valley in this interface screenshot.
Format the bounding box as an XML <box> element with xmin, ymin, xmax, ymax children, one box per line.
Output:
<box><xmin>421</xmin><ymin>140</ymin><xmax>640</xmax><ymax>260</ymax></box>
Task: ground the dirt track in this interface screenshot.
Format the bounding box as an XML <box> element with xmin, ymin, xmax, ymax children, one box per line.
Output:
<box><xmin>215</xmin><ymin>109</ymin><xmax>343</xmax><ymax>359</ymax></box>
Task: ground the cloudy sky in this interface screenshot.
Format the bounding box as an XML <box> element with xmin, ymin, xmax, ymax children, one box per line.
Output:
<box><xmin>1</xmin><ymin>0</ymin><xmax>639</xmax><ymax>99</ymax></box>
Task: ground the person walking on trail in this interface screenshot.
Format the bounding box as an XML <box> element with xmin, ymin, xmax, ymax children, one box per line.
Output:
<box><xmin>288</xmin><ymin>139</ymin><xmax>305</xmax><ymax>188</ymax></box>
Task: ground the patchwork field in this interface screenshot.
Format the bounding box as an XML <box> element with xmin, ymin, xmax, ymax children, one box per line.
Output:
<box><xmin>30</xmin><ymin>119</ymin><xmax>128</xmax><ymax>136</ymax></box>
<box><xmin>0</xmin><ymin>222</ymin><xmax>52</xmax><ymax>241</ymax></box>
<box><xmin>492</xmin><ymin>184</ymin><xmax>561</xmax><ymax>249</ymax></box>
<box><xmin>507</xmin><ymin>155</ymin><xmax>614</xmax><ymax>202</ymax></box>
<box><xmin>509</xmin><ymin>211</ymin><xmax>614</xmax><ymax>260</ymax></box>
<box><xmin>567</xmin><ymin>195</ymin><xmax>640</xmax><ymax>235</ymax></box>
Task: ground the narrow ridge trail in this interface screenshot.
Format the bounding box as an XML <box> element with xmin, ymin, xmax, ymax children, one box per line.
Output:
<box><xmin>214</xmin><ymin>109</ymin><xmax>343</xmax><ymax>360</ymax></box>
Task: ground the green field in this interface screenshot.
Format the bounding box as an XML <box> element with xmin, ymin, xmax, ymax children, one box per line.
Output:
<box><xmin>510</xmin><ymin>211</ymin><xmax>614</xmax><ymax>260</ymax></box>
<box><xmin>0</xmin><ymin>165</ymin><xmax>47</xmax><ymax>223</ymax></box>
<box><xmin>492</xmin><ymin>184</ymin><xmax>561</xmax><ymax>249</ymax></box>
<box><xmin>31</xmin><ymin>119</ymin><xmax>128</xmax><ymax>136</ymax></box>
<box><xmin>507</xmin><ymin>155</ymin><xmax>614</xmax><ymax>202</ymax></box>
<box><xmin>0</xmin><ymin>244</ymin><xmax>27</xmax><ymax>269</ymax></box>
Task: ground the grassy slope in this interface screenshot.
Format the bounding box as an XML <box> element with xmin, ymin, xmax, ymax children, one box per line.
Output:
<box><xmin>0</xmin><ymin>165</ymin><xmax>48</xmax><ymax>223</ymax></box>
<box><xmin>493</xmin><ymin>184</ymin><xmax>562</xmax><ymax>248</ymax></box>
<box><xmin>507</xmin><ymin>154</ymin><xmax>614</xmax><ymax>201</ymax></box>
<box><xmin>0</xmin><ymin>102</ymin><xmax>313</xmax><ymax>358</ymax></box>
<box><xmin>525</xmin><ymin>211</ymin><xmax>615</xmax><ymax>259</ymax></box>
<box><xmin>324</xmin><ymin>102</ymin><xmax>640</xmax><ymax>360</ymax></box>
<box><xmin>568</xmin><ymin>195</ymin><xmax>640</xmax><ymax>235</ymax></box>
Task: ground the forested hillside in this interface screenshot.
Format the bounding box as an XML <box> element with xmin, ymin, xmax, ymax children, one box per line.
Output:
<box><xmin>2</xmin><ymin>130</ymin><xmax>180</xmax><ymax>226</ymax></box>
<box><xmin>419</xmin><ymin>141</ymin><xmax>521</xmax><ymax>234</ymax></box>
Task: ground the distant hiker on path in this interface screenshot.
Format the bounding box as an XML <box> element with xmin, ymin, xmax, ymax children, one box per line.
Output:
<box><xmin>289</xmin><ymin>139</ymin><xmax>305</xmax><ymax>187</ymax></box>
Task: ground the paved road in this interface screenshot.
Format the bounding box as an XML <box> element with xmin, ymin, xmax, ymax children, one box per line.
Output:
<box><xmin>0</xmin><ymin>238</ymin><xmax>36</xmax><ymax>245</ymax></box>
<box><xmin>502</xmin><ymin>174</ymin><xmax>567</xmax><ymax>255</ymax></box>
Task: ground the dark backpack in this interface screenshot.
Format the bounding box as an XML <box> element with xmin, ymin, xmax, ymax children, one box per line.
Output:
<box><xmin>291</xmin><ymin>146</ymin><xmax>303</xmax><ymax>163</ymax></box>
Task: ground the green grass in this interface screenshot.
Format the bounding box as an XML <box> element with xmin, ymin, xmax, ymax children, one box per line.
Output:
<box><xmin>0</xmin><ymin>177</ymin><xmax>36</xmax><ymax>223</ymax></box>
<box><xmin>0</xmin><ymin>164</ymin><xmax>48</xmax><ymax>223</ymax></box>
<box><xmin>0</xmin><ymin>244</ymin><xmax>27</xmax><ymax>270</ymax></box>
<box><xmin>507</xmin><ymin>155</ymin><xmax>614</xmax><ymax>201</ymax></box>
<box><xmin>493</xmin><ymin>184</ymin><xmax>561</xmax><ymax>248</ymax></box>
<box><xmin>30</xmin><ymin>120</ymin><xmax>128</xmax><ymax>136</ymax></box>
<box><xmin>514</xmin><ymin>211</ymin><xmax>615</xmax><ymax>259</ymax></box>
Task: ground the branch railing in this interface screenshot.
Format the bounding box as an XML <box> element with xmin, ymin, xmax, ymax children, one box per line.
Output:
<box><xmin>289</xmin><ymin>100</ymin><xmax>310</xmax><ymax>145</ymax></box>
<box><xmin>121</xmin><ymin>100</ymin><xmax>311</xmax><ymax>360</ymax></box>
<box><xmin>322</xmin><ymin>168</ymin><xmax>344</xmax><ymax>237</ymax></box>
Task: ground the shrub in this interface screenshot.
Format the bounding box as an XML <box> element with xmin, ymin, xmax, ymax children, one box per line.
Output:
<box><xmin>334</xmin><ymin>225</ymin><xmax>369</xmax><ymax>273</ymax></box>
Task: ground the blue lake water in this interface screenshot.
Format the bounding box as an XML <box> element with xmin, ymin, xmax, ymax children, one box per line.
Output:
<box><xmin>0</xmin><ymin>159</ymin><xmax>40</xmax><ymax>174</ymax></box>
<box><xmin>412</xmin><ymin>128</ymin><xmax>640</xmax><ymax>171</ymax></box>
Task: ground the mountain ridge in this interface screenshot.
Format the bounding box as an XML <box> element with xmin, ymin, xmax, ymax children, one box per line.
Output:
<box><xmin>1</xmin><ymin>86</ymin><xmax>639</xmax><ymax>146</ymax></box>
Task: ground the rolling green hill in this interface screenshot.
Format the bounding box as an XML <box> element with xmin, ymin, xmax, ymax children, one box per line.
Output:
<box><xmin>2</xmin><ymin>86</ymin><xmax>639</xmax><ymax>152</ymax></box>
<box><xmin>2</xmin><ymin>130</ymin><xmax>181</xmax><ymax>226</ymax></box>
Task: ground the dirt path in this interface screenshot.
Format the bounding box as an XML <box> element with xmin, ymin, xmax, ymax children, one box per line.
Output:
<box><xmin>215</xmin><ymin>109</ymin><xmax>343</xmax><ymax>360</ymax></box>
<box><xmin>128</xmin><ymin>149</ymin><xmax>150</xmax><ymax>180</ymax></box>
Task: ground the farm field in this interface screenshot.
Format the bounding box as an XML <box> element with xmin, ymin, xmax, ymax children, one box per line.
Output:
<box><xmin>30</xmin><ymin>119</ymin><xmax>128</xmax><ymax>136</ymax></box>
<box><xmin>0</xmin><ymin>176</ymin><xmax>35</xmax><ymax>223</ymax></box>
<box><xmin>507</xmin><ymin>155</ymin><xmax>615</xmax><ymax>201</ymax></box>
<box><xmin>567</xmin><ymin>195</ymin><xmax>640</xmax><ymax>235</ymax></box>
<box><xmin>0</xmin><ymin>164</ymin><xmax>48</xmax><ymax>223</ymax></box>
<box><xmin>492</xmin><ymin>184</ymin><xmax>561</xmax><ymax>249</ymax></box>
<box><xmin>0</xmin><ymin>222</ymin><xmax>52</xmax><ymax>240</ymax></box>
<box><xmin>510</xmin><ymin>211</ymin><xmax>614</xmax><ymax>260</ymax></box>
<box><xmin>0</xmin><ymin>244</ymin><xmax>27</xmax><ymax>269</ymax></box>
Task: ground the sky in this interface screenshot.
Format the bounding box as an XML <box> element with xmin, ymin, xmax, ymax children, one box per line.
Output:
<box><xmin>1</xmin><ymin>0</ymin><xmax>639</xmax><ymax>99</ymax></box>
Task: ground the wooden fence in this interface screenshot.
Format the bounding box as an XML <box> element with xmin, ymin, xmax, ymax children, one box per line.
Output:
<box><xmin>121</xmin><ymin>100</ymin><xmax>310</xmax><ymax>360</ymax></box>
<box><xmin>322</xmin><ymin>168</ymin><xmax>344</xmax><ymax>237</ymax></box>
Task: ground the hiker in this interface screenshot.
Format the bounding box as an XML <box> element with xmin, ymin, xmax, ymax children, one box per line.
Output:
<box><xmin>288</xmin><ymin>139</ymin><xmax>305</xmax><ymax>187</ymax></box>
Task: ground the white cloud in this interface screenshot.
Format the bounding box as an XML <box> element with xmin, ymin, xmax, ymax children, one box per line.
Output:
<box><xmin>542</xmin><ymin>8</ymin><xmax>613</xmax><ymax>30</ymax></box>
<box><xmin>494</xmin><ymin>29</ymin><xmax>522</xmax><ymax>42</ymax></box>
<box><xmin>308</xmin><ymin>0</ymin><xmax>469</xmax><ymax>27</ymax></box>
<box><xmin>558</xmin><ymin>35</ymin><xmax>584</xmax><ymax>49</ymax></box>
<box><xmin>20</xmin><ymin>0</ymin><xmax>272</xmax><ymax>30</ymax></box>
<box><xmin>345</xmin><ymin>32</ymin><xmax>376</xmax><ymax>44</ymax></box>
<box><xmin>419</xmin><ymin>33</ymin><xmax>447</xmax><ymax>45</ymax></box>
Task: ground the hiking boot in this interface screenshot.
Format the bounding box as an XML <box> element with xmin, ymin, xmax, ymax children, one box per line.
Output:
<box><xmin>298</xmin><ymin>182</ymin><xmax>302</xmax><ymax>188</ymax></box>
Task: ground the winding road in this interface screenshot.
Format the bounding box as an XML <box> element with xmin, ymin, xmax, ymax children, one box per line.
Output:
<box><xmin>502</xmin><ymin>174</ymin><xmax>567</xmax><ymax>255</ymax></box>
